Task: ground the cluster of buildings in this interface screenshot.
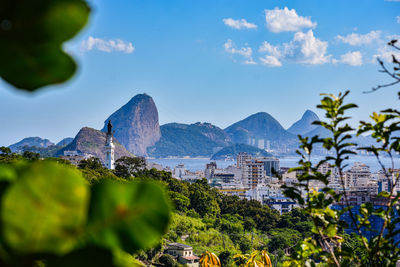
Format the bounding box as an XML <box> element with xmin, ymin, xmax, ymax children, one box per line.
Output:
<box><xmin>166</xmin><ymin>152</ymin><xmax>399</xmax><ymax>215</ymax></box>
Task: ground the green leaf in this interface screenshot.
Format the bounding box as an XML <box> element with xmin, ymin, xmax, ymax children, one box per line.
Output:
<box><xmin>0</xmin><ymin>0</ymin><xmax>90</xmax><ymax>91</ymax></box>
<box><xmin>45</xmin><ymin>246</ymin><xmax>117</xmax><ymax>267</ymax></box>
<box><xmin>87</xmin><ymin>180</ymin><xmax>171</xmax><ymax>253</ymax></box>
<box><xmin>1</xmin><ymin>161</ymin><xmax>89</xmax><ymax>254</ymax></box>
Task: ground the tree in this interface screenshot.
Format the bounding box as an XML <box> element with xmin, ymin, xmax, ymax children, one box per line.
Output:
<box><xmin>78</xmin><ymin>157</ymin><xmax>103</xmax><ymax>170</ymax></box>
<box><xmin>169</xmin><ymin>191</ymin><xmax>190</xmax><ymax>212</ymax></box>
<box><xmin>282</xmin><ymin>89</ymin><xmax>400</xmax><ymax>266</ymax></box>
<box><xmin>114</xmin><ymin>156</ymin><xmax>146</xmax><ymax>178</ymax></box>
<box><xmin>158</xmin><ymin>254</ymin><xmax>177</xmax><ymax>267</ymax></box>
<box><xmin>0</xmin><ymin>147</ymin><xmax>11</xmax><ymax>155</ymax></box>
<box><xmin>218</xmin><ymin>251</ymin><xmax>232</xmax><ymax>267</ymax></box>
<box><xmin>22</xmin><ymin>151</ymin><xmax>40</xmax><ymax>161</ymax></box>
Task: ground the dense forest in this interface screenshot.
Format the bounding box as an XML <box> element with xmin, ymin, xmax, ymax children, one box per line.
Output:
<box><xmin>0</xmin><ymin>148</ymin><xmax>313</xmax><ymax>266</ymax></box>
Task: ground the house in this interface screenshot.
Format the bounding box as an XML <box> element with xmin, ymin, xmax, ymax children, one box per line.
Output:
<box><xmin>165</xmin><ymin>243</ymin><xmax>199</xmax><ymax>267</ymax></box>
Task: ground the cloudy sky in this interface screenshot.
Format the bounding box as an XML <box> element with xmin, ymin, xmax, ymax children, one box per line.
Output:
<box><xmin>1</xmin><ymin>0</ymin><xmax>400</xmax><ymax>146</ymax></box>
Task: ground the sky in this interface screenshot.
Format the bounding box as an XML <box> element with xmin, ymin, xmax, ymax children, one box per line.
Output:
<box><xmin>1</xmin><ymin>0</ymin><xmax>400</xmax><ymax>146</ymax></box>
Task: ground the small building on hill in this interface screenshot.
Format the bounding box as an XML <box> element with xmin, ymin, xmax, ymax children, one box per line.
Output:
<box><xmin>165</xmin><ymin>242</ymin><xmax>199</xmax><ymax>267</ymax></box>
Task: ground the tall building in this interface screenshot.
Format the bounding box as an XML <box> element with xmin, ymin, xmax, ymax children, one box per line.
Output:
<box><xmin>104</xmin><ymin>120</ymin><xmax>115</xmax><ymax>170</ymax></box>
<box><xmin>242</xmin><ymin>160</ymin><xmax>266</xmax><ymax>188</ymax></box>
<box><xmin>345</xmin><ymin>162</ymin><xmax>371</xmax><ymax>188</ymax></box>
<box><xmin>258</xmin><ymin>157</ymin><xmax>280</xmax><ymax>177</ymax></box>
<box><xmin>237</xmin><ymin>152</ymin><xmax>252</xmax><ymax>168</ymax></box>
<box><xmin>205</xmin><ymin>161</ymin><xmax>217</xmax><ymax>181</ymax></box>
<box><xmin>257</xmin><ymin>139</ymin><xmax>265</xmax><ymax>149</ymax></box>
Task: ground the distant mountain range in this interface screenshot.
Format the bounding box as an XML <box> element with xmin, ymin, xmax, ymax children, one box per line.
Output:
<box><xmin>8</xmin><ymin>93</ymin><xmax>378</xmax><ymax>160</ymax></box>
<box><xmin>148</xmin><ymin>122</ymin><xmax>231</xmax><ymax>158</ymax></box>
<box><xmin>9</xmin><ymin>137</ymin><xmax>54</xmax><ymax>152</ymax></box>
<box><xmin>211</xmin><ymin>144</ymin><xmax>272</xmax><ymax>160</ymax></box>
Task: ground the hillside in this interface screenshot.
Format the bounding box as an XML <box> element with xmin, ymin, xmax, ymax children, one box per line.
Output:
<box><xmin>211</xmin><ymin>143</ymin><xmax>272</xmax><ymax>160</ymax></box>
<box><xmin>147</xmin><ymin>122</ymin><xmax>231</xmax><ymax>158</ymax></box>
<box><xmin>287</xmin><ymin>110</ymin><xmax>320</xmax><ymax>135</ymax></box>
<box><xmin>9</xmin><ymin>137</ymin><xmax>54</xmax><ymax>152</ymax></box>
<box><xmin>58</xmin><ymin>127</ymin><xmax>132</xmax><ymax>162</ymax></box>
<box><xmin>225</xmin><ymin>112</ymin><xmax>297</xmax><ymax>150</ymax></box>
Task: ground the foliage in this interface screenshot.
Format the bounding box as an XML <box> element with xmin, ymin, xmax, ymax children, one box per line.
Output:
<box><xmin>218</xmin><ymin>250</ymin><xmax>233</xmax><ymax>266</ymax></box>
<box><xmin>200</xmin><ymin>250</ymin><xmax>221</xmax><ymax>267</ymax></box>
<box><xmin>114</xmin><ymin>156</ymin><xmax>146</xmax><ymax>179</ymax></box>
<box><xmin>77</xmin><ymin>157</ymin><xmax>120</xmax><ymax>183</ymax></box>
<box><xmin>0</xmin><ymin>0</ymin><xmax>90</xmax><ymax>91</ymax></box>
<box><xmin>0</xmin><ymin>160</ymin><xmax>171</xmax><ymax>266</ymax></box>
<box><xmin>281</xmin><ymin>88</ymin><xmax>400</xmax><ymax>266</ymax></box>
<box><xmin>233</xmin><ymin>250</ymin><xmax>272</xmax><ymax>267</ymax></box>
<box><xmin>158</xmin><ymin>254</ymin><xmax>177</xmax><ymax>267</ymax></box>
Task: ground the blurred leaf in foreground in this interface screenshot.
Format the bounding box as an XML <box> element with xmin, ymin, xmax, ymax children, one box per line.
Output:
<box><xmin>87</xmin><ymin>180</ymin><xmax>171</xmax><ymax>253</ymax></box>
<box><xmin>1</xmin><ymin>161</ymin><xmax>89</xmax><ymax>254</ymax></box>
<box><xmin>0</xmin><ymin>0</ymin><xmax>90</xmax><ymax>91</ymax></box>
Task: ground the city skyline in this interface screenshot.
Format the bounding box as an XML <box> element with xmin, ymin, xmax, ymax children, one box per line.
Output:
<box><xmin>1</xmin><ymin>0</ymin><xmax>400</xmax><ymax>146</ymax></box>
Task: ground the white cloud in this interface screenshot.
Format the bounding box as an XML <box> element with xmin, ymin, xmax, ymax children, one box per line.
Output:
<box><xmin>223</xmin><ymin>18</ymin><xmax>257</xmax><ymax>29</ymax></box>
<box><xmin>81</xmin><ymin>36</ymin><xmax>135</xmax><ymax>53</ymax></box>
<box><xmin>283</xmin><ymin>30</ymin><xmax>331</xmax><ymax>65</ymax></box>
<box><xmin>258</xmin><ymin>41</ymin><xmax>282</xmax><ymax>67</ymax></box>
<box><xmin>373</xmin><ymin>45</ymin><xmax>400</xmax><ymax>63</ymax></box>
<box><xmin>259</xmin><ymin>55</ymin><xmax>282</xmax><ymax>67</ymax></box>
<box><xmin>224</xmin><ymin>39</ymin><xmax>256</xmax><ymax>64</ymax></box>
<box><xmin>258</xmin><ymin>41</ymin><xmax>281</xmax><ymax>57</ymax></box>
<box><xmin>265</xmin><ymin>7</ymin><xmax>316</xmax><ymax>33</ymax></box>
<box><xmin>340</xmin><ymin>51</ymin><xmax>363</xmax><ymax>66</ymax></box>
<box><xmin>258</xmin><ymin>30</ymin><xmax>330</xmax><ymax>66</ymax></box>
<box><xmin>336</xmin><ymin>30</ymin><xmax>381</xmax><ymax>46</ymax></box>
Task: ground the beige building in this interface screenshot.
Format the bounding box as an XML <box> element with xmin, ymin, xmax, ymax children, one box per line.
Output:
<box><xmin>165</xmin><ymin>243</ymin><xmax>199</xmax><ymax>267</ymax></box>
<box><xmin>242</xmin><ymin>160</ymin><xmax>266</xmax><ymax>188</ymax></box>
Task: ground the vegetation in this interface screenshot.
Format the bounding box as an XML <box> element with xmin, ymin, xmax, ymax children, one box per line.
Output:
<box><xmin>278</xmin><ymin>42</ymin><xmax>400</xmax><ymax>266</ymax></box>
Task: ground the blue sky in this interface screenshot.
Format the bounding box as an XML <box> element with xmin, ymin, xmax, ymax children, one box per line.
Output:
<box><xmin>1</xmin><ymin>0</ymin><xmax>400</xmax><ymax>146</ymax></box>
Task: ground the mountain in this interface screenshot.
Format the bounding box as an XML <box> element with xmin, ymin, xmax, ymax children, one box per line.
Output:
<box><xmin>211</xmin><ymin>144</ymin><xmax>272</xmax><ymax>160</ymax></box>
<box><xmin>56</xmin><ymin>137</ymin><xmax>73</xmax><ymax>147</ymax></box>
<box><xmin>58</xmin><ymin>127</ymin><xmax>132</xmax><ymax>162</ymax></box>
<box><xmin>102</xmin><ymin>94</ymin><xmax>161</xmax><ymax>156</ymax></box>
<box><xmin>147</xmin><ymin>122</ymin><xmax>231</xmax><ymax>158</ymax></box>
<box><xmin>287</xmin><ymin>110</ymin><xmax>320</xmax><ymax>135</ymax></box>
<box><xmin>9</xmin><ymin>137</ymin><xmax>54</xmax><ymax>152</ymax></box>
<box><xmin>225</xmin><ymin>112</ymin><xmax>297</xmax><ymax>148</ymax></box>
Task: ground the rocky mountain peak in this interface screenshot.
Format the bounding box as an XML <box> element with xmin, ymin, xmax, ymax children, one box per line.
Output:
<box><xmin>102</xmin><ymin>93</ymin><xmax>161</xmax><ymax>156</ymax></box>
<box><xmin>287</xmin><ymin>110</ymin><xmax>320</xmax><ymax>135</ymax></box>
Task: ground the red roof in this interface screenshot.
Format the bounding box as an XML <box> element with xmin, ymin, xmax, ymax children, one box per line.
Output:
<box><xmin>181</xmin><ymin>255</ymin><xmax>199</xmax><ymax>260</ymax></box>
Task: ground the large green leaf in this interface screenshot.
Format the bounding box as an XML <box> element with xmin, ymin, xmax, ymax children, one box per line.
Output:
<box><xmin>0</xmin><ymin>0</ymin><xmax>90</xmax><ymax>91</ymax></box>
<box><xmin>87</xmin><ymin>180</ymin><xmax>171</xmax><ymax>253</ymax></box>
<box><xmin>45</xmin><ymin>246</ymin><xmax>116</xmax><ymax>267</ymax></box>
<box><xmin>1</xmin><ymin>161</ymin><xmax>89</xmax><ymax>254</ymax></box>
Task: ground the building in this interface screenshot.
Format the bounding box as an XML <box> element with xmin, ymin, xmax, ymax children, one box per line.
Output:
<box><xmin>59</xmin><ymin>154</ymin><xmax>85</xmax><ymax>166</ymax></box>
<box><xmin>242</xmin><ymin>160</ymin><xmax>266</xmax><ymax>188</ymax></box>
<box><xmin>345</xmin><ymin>162</ymin><xmax>371</xmax><ymax>188</ymax></box>
<box><xmin>173</xmin><ymin>164</ymin><xmax>186</xmax><ymax>179</ymax></box>
<box><xmin>165</xmin><ymin>243</ymin><xmax>199</xmax><ymax>267</ymax></box>
<box><xmin>59</xmin><ymin>150</ymin><xmax>93</xmax><ymax>166</ymax></box>
<box><xmin>205</xmin><ymin>161</ymin><xmax>217</xmax><ymax>181</ymax></box>
<box><xmin>258</xmin><ymin>157</ymin><xmax>280</xmax><ymax>177</ymax></box>
<box><xmin>237</xmin><ymin>152</ymin><xmax>252</xmax><ymax>168</ymax></box>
